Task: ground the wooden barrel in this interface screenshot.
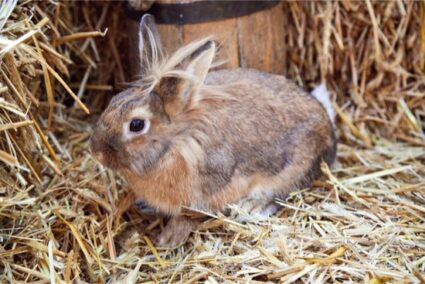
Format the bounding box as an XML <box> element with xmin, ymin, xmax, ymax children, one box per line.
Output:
<box><xmin>125</xmin><ymin>0</ymin><xmax>285</xmax><ymax>78</ymax></box>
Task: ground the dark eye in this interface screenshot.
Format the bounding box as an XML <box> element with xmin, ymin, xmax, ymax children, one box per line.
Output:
<box><xmin>129</xmin><ymin>119</ymin><xmax>145</xmax><ymax>132</ymax></box>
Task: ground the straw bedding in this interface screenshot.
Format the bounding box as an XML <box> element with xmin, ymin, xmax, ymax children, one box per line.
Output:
<box><xmin>0</xmin><ymin>1</ymin><xmax>424</xmax><ymax>283</ymax></box>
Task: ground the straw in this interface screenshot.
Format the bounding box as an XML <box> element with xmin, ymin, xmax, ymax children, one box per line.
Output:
<box><xmin>0</xmin><ymin>1</ymin><xmax>424</xmax><ymax>283</ymax></box>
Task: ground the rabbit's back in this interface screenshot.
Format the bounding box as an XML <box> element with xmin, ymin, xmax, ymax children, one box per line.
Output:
<box><xmin>195</xmin><ymin>69</ymin><xmax>336</xmax><ymax>205</ymax></box>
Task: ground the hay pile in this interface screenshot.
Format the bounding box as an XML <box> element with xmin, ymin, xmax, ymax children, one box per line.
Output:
<box><xmin>0</xmin><ymin>1</ymin><xmax>424</xmax><ymax>283</ymax></box>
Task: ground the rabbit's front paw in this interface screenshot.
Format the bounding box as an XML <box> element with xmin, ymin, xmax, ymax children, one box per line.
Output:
<box><xmin>155</xmin><ymin>216</ymin><xmax>198</xmax><ymax>248</ymax></box>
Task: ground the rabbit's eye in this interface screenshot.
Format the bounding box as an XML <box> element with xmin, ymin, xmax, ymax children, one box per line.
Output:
<box><xmin>129</xmin><ymin>119</ymin><xmax>145</xmax><ymax>132</ymax></box>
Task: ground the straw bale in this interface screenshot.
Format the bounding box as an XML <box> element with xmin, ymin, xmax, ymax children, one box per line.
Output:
<box><xmin>0</xmin><ymin>1</ymin><xmax>424</xmax><ymax>283</ymax></box>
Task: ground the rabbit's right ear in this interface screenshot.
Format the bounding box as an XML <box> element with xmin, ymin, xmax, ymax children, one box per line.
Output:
<box><xmin>139</xmin><ymin>14</ymin><xmax>164</xmax><ymax>72</ymax></box>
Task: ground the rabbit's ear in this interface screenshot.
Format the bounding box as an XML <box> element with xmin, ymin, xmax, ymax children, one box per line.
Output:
<box><xmin>139</xmin><ymin>14</ymin><xmax>163</xmax><ymax>72</ymax></box>
<box><xmin>155</xmin><ymin>40</ymin><xmax>215</xmax><ymax>117</ymax></box>
<box><xmin>184</xmin><ymin>40</ymin><xmax>216</xmax><ymax>90</ymax></box>
<box><xmin>179</xmin><ymin>40</ymin><xmax>216</xmax><ymax>106</ymax></box>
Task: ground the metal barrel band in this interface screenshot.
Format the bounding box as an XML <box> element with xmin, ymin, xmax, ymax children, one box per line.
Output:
<box><xmin>124</xmin><ymin>1</ymin><xmax>280</xmax><ymax>24</ymax></box>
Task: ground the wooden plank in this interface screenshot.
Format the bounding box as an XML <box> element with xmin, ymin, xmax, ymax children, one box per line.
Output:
<box><xmin>270</xmin><ymin>2</ymin><xmax>286</xmax><ymax>74</ymax></box>
<box><xmin>157</xmin><ymin>24</ymin><xmax>183</xmax><ymax>54</ymax></box>
<box><xmin>126</xmin><ymin>19</ymin><xmax>140</xmax><ymax>79</ymax></box>
<box><xmin>236</xmin><ymin>6</ymin><xmax>273</xmax><ymax>72</ymax></box>
<box><xmin>128</xmin><ymin>0</ymin><xmax>286</xmax><ymax>73</ymax></box>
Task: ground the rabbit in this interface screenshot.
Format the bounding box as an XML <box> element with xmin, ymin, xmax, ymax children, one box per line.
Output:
<box><xmin>90</xmin><ymin>14</ymin><xmax>337</xmax><ymax>247</ymax></box>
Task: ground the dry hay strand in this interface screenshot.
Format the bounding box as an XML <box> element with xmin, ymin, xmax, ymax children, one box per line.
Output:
<box><xmin>281</xmin><ymin>1</ymin><xmax>424</xmax><ymax>147</ymax></box>
<box><xmin>0</xmin><ymin>1</ymin><xmax>424</xmax><ymax>283</ymax></box>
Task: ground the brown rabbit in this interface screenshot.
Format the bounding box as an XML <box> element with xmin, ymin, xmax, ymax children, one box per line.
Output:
<box><xmin>90</xmin><ymin>15</ymin><xmax>336</xmax><ymax>247</ymax></box>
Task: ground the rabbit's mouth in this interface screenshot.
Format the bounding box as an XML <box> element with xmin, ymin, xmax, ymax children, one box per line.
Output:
<box><xmin>89</xmin><ymin>131</ymin><xmax>124</xmax><ymax>170</ymax></box>
<box><xmin>92</xmin><ymin>150</ymin><xmax>106</xmax><ymax>165</ymax></box>
<box><xmin>90</xmin><ymin>144</ymin><xmax>122</xmax><ymax>171</ymax></box>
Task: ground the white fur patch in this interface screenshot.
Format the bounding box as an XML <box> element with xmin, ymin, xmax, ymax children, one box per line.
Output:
<box><xmin>234</xmin><ymin>199</ymin><xmax>279</xmax><ymax>223</ymax></box>
<box><xmin>129</xmin><ymin>106</ymin><xmax>152</xmax><ymax>119</ymax></box>
<box><xmin>250</xmin><ymin>203</ymin><xmax>279</xmax><ymax>221</ymax></box>
<box><xmin>311</xmin><ymin>83</ymin><xmax>335</xmax><ymax>125</ymax></box>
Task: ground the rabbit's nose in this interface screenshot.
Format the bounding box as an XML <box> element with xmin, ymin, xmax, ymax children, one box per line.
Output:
<box><xmin>106</xmin><ymin>136</ymin><xmax>120</xmax><ymax>152</ymax></box>
<box><xmin>89</xmin><ymin>134</ymin><xmax>99</xmax><ymax>152</ymax></box>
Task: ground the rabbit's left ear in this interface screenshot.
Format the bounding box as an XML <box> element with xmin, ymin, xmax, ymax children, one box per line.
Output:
<box><xmin>155</xmin><ymin>40</ymin><xmax>216</xmax><ymax>117</ymax></box>
<box><xmin>139</xmin><ymin>14</ymin><xmax>164</xmax><ymax>72</ymax></box>
<box><xmin>184</xmin><ymin>40</ymin><xmax>216</xmax><ymax>93</ymax></box>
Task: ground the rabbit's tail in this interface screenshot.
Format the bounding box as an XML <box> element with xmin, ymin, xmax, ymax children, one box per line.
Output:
<box><xmin>311</xmin><ymin>83</ymin><xmax>335</xmax><ymax>125</ymax></box>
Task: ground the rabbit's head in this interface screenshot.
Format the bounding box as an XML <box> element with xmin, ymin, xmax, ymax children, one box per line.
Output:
<box><xmin>90</xmin><ymin>15</ymin><xmax>216</xmax><ymax>175</ymax></box>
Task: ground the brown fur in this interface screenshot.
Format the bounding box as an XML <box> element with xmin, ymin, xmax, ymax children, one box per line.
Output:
<box><xmin>123</xmin><ymin>150</ymin><xmax>193</xmax><ymax>215</ymax></box>
<box><xmin>90</xmin><ymin>15</ymin><xmax>336</xmax><ymax>247</ymax></box>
